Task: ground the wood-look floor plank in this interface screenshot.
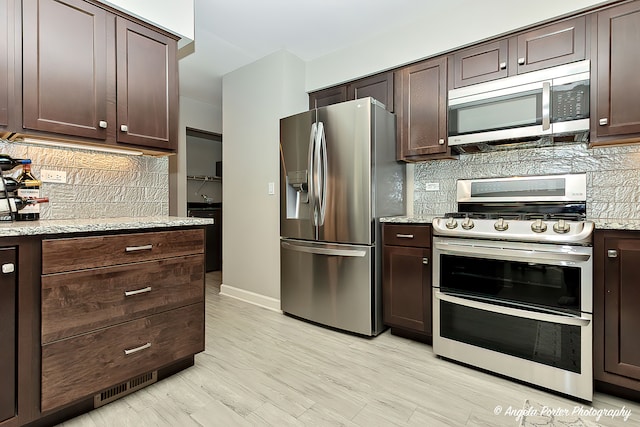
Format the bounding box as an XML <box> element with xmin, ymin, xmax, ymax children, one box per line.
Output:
<box><xmin>55</xmin><ymin>271</ymin><xmax>640</xmax><ymax>427</ymax></box>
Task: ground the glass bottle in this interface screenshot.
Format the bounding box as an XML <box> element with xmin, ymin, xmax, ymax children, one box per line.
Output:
<box><xmin>16</xmin><ymin>160</ymin><xmax>41</xmax><ymax>221</ymax></box>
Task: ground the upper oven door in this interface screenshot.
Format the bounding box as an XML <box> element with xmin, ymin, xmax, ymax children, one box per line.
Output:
<box><xmin>433</xmin><ymin>236</ymin><xmax>593</xmax><ymax>314</ymax></box>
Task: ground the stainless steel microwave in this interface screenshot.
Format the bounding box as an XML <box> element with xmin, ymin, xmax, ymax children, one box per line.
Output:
<box><xmin>448</xmin><ymin>60</ymin><xmax>589</xmax><ymax>148</ymax></box>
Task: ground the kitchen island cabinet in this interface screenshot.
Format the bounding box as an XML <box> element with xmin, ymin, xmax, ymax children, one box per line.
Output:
<box><xmin>591</xmin><ymin>1</ymin><xmax>640</xmax><ymax>145</ymax></box>
<box><xmin>21</xmin><ymin>0</ymin><xmax>177</xmax><ymax>152</ymax></box>
<box><xmin>594</xmin><ymin>229</ymin><xmax>640</xmax><ymax>399</ymax></box>
<box><xmin>382</xmin><ymin>223</ymin><xmax>432</xmax><ymax>341</ymax></box>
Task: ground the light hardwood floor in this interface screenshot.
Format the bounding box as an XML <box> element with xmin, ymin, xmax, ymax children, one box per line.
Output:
<box><xmin>57</xmin><ymin>271</ymin><xmax>640</xmax><ymax>427</ymax></box>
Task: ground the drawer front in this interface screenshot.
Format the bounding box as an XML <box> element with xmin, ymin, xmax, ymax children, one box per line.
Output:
<box><xmin>41</xmin><ymin>254</ymin><xmax>204</xmax><ymax>343</ymax></box>
<box><xmin>41</xmin><ymin>303</ymin><xmax>204</xmax><ymax>412</ymax></box>
<box><xmin>383</xmin><ymin>224</ymin><xmax>431</xmax><ymax>248</ymax></box>
<box><xmin>42</xmin><ymin>228</ymin><xmax>205</xmax><ymax>274</ymax></box>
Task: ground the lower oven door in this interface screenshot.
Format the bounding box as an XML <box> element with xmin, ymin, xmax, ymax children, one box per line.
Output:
<box><xmin>432</xmin><ymin>236</ymin><xmax>593</xmax><ymax>401</ymax></box>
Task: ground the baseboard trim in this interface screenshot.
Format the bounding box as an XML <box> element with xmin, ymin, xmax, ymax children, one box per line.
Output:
<box><xmin>219</xmin><ymin>284</ymin><xmax>282</xmax><ymax>312</ymax></box>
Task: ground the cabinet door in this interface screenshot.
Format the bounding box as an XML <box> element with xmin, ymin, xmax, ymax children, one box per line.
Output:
<box><xmin>452</xmin><ymin>39</ymin><xmax>508</xmax><ymax>88</ymax></box>
<box><xmin>0</xmin><ymin>1</ymin><xmax>9</xmax><ymax>130</ymax></box>
<box><xmin>382</xmin><ymin>245</ymin><xmax>431</xmax><ymax>335</ymax></box>
<box><xmin>398</xmin><ymin>57</ymin><xmax>448</xmax><ymax>159</ymax></box>
<box><xmin>515</xmin><ymin>17</ymin><xmax>586</xmax><ymax>74</ymax></box>
<box><xmin>22</xmin><ymin>0</ymin><xmax>109</xmax><ymax>140</ymax></box>
<box><xmin>347</xmin><ymin>72</ymin><xmax>394</xmax><ymax>112</ymax></box>
<box><xmin>308</xmin><ymin>85</ymin><xmax>347</xmax><ymax>109</ymax></box>
<box><xmin>601</xmin><ymin>236</ymin><xmax>640</xmax><ymax>381</ymax></box>
<box><xmin>116</xmin><ymin>17</ymin><xmax>177</xmax><ymax>151</ymax></box>
<box><xmin>0</xmin><ymin>247</ymin><xmax>16</xmax><ymax>423</ymax></box>
<box><xmin>592</xmin><ymin>2</ymin><xmax>640</xmax><ymax>142</ymax></box>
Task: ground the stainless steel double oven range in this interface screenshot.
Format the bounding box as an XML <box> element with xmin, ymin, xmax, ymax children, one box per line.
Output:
<box><xmin>432</xmin><ymin>173</ymin><xmax>594</xmax><ymax>401</ymax></box>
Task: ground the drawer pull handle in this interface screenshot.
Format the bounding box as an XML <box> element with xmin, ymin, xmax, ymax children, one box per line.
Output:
<box><xmin>125</xmin><ymin>244</ymin><xmax>153</xmax><ymax>252</ymax></box>
<box><xmin>124</xmin><ymin>342</ymin><xmax>151</xmax><ymax>355</ymax></box>
<box><xmin>396</xmin><ymin>234</ymin><xmax>414</xmax><ymax>239</ymax></box>
<box><xmin>124</xmin><ymin>286</ymin><xmax>152</xmax><ymax>297</ymax></box>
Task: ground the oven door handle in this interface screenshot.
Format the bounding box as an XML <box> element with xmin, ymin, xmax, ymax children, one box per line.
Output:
<box><xmin>434</xmin><ymin>241</ymin><xmax>591</xmax><ymax>264</ymax></box>
<box><xmin>435</xmin><ymin>290</ymin><xmax>591</xmax><ymax>327</ymax></box>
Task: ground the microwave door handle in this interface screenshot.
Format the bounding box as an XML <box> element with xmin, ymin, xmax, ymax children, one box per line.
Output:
<box><xmin>542</xmin><ymin>81</ymin><xmax>551</xmax><ymax>131</ymax></box>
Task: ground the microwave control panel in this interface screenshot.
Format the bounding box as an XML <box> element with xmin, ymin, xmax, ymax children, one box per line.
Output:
<box><xmin>552</xmin><ymin>80</ymin><xmax>589</xmax><ymax>122</ymax></box>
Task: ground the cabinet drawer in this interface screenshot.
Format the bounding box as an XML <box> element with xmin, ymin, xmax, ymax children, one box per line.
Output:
<box><xmin>42</xmin><ymin>229</ymin><xmax>204</xmax><ymax>274</ymax></box>
<box><xmin>383</xmin><ymin>224</ymin><xmax>431</xmax><ymax>248</ymax></box>
<box><xmin>41</xmin><ymin>254</ymin><xmax>204</xmax><ymax>343</ymax></box>
<box><xmin>41</xmin><ymin>303</ymin><xmax>204</xmax><ymax>412</ymax></box>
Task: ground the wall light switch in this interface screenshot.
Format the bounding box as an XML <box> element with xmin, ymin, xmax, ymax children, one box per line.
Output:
<box><xmin>425</xmin><ymin>182</ymin><xmax>440</xmax><ymax>191</ymax></box>
<box><xmin>268</xmin><ymin>182</ymin><xmax>275</xmax><ymax>195</ymax></box>
<box><xmin>41</xmin><ymin>169</ymin><xmax>67</xmax><ymax>184</ymax></box>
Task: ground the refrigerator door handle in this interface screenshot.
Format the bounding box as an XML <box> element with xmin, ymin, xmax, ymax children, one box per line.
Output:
<box><xmin>316</xmin><ymin>121</ymin><xmax>328</xmax><ymax>226</ymax></box>
<box><xmin>308</xmin><ymin>122</ymin><xmax>318</xmax><ymax>226</ymax></box>
<box><xmin>281</xmin><ymin>241</ymin><xmax>367</xmax><ymax>257</ymax></box>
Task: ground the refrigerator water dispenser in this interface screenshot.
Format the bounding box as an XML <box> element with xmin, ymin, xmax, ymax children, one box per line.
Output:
<box><xmin>286</xmin><ymin>170</ymin><xmax>308</xmax><ymax>219</ymax></box>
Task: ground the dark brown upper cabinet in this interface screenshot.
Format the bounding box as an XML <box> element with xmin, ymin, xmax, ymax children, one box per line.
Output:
<box><xmin>452</xmin><ymin>40</ymin><xmax>508</xmax><ymax>88</ymax></box>
<box><xmin>452</xmin><ymin>16</ymin><xmax>586</xmax><ymax>88</ymax></box>
<box><xmin>116</xmin><ymin>17</ymin><xmax>177</xmax><ymax>151</ymax></box>
<box><xmin>347</xmin><ymin>72</ymin><xmax>394</xmax><ymax>112</ymax></box>
<box><xmin>397</xmin><ymin>56</ymin><xmax>448</xmax><ymax>160</ymax></box>
<box><xmin>22</xmin><ymin>0</ymin><xmax>177</xmax><ymax>152</ymax></box>
<box><xmin>308</xmin><ymin>86</ymin><xmax>347</xmax><ymax>109</ymax></box>
<box><xmin>1</xmin><ymin>2</ymin><xmax>10</xmax><ymax>131</ymax></box>
<box><xmin>23</xmin><ymin>0</ymin><xmax>110</xmax><ymax>141</ymax></box>
<box><xmin>591</xmin><ymin>1</ymin><xmax>640</xmax><ymax>145</ymax></box>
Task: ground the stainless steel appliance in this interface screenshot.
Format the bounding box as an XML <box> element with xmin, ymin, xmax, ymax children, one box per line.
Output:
<box><xmin>448</xmin><ymin>60</ymin><xmax>589</xmax><ymax>152</ymax></box>
<box><xmin>432</xmin><ymin>174</ymin><xmax>594</xmax><ymax>401</ymax></box>
<box><xmin>280</xmin><ymin>97</ymin><xmax>404</xmax><ymax>336</ymax></box>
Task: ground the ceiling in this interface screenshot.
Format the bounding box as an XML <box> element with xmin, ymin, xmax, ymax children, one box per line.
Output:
<box><xmin>178</xmin><ymin>0</ymin><xmax>442</xmax><ymax>108</ymax></box>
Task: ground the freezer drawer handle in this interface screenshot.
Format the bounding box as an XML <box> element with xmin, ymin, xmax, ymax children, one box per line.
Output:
<box><xmin>396</xmin><ymin>234</ymin><xmax>414</xmax><ymax>239</ymax></box>
<box><xmin>124</xmin><ymin>342</ymin><xmax>151</xmax><ymax>355</ymax></box>
<box><xmin>281</xmin><ymin>241</ymin><xmax>366</xmax><ymax>257</ymax></box>
<box><xmin>125</xmin><ymin>244</ymin><xmax>153</xmax><ymax>252</ymax></box>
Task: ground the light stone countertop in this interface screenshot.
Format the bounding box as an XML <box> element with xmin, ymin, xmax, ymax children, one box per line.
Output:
<box><xmin>381</xmin><ymin>216</ymin><xmax>640</xmax><ymax>231</ymax></box>
<box><xmin>0</xmin><ymin>216</ymin><xmax>213</xmax><ymax>237</ymax></box>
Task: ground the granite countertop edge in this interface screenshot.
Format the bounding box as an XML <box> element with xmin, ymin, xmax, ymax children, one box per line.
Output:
<box><xmin>381</xmin><ymin>216</ymin><xmax>640</xmax><ymax>231</ymax></box>
<box><xmin>0</xmin><ymin>216</ymin><xmax>214</xmax><ymax>237</ymax></box>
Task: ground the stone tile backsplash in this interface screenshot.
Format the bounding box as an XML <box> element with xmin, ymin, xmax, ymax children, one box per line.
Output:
<box><xmin>0</xmin><ymin>140</ymin><xmax>168</xmax><ymax>219</ymax></box>
<box><xmin>413</xmin><ymin>142</ymin><xmax>640</xmax><ymax>221</ymax></box>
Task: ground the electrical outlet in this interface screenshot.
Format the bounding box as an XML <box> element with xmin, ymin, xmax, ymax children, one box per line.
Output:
<box><xmin>41</xmin><ymin>169</ymin><xmax>67</xmax><ymax>184</ymax></box>
<box><xmin>425</xmin><ymin>182</ymin><xmax>440</xmax><ymax>191</ymax></box>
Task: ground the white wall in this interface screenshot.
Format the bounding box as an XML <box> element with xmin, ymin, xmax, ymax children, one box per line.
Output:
<box><xmin>221</xmin><ymin>50</ymin><xmax>306</xmax><ymax>308</ymax></box>
<box><xmin>101</xmin><ymin>0</ymin><xmax>194</xmax><ymax>41</ymax></box>
<box><xmin>306</xmin><ymin>0</ymin><xmax>610</xmax><ymax>91</ymax></box>
<box><xmin>170</xmin><ymin>96</ymin><xmax>222</xmax><ymax>217</ymax></box>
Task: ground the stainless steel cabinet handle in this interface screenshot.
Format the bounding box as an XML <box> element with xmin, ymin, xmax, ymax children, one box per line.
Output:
<box><xmin>396</xmin><ymin>234</ymin><xmax>414</xmax><ymax>239</ymax></box>
<box><xmin>422</xmin><ymin>257</ymin><xmax>429</xmax><ymax>265</ymax></box>
<box><xmin>99</xmin><ymin>120</ymin><xmax>108</xmax><ymax>129</ymax></box>
<box><xmin>608</xmin><ymin>249</ymin><xmax>618</xmax><ymax>258</ymax></box>
<box><xmin>499</xmin><ymin>62</ymin><xmax>507</xmax><ymax>70</ymax></box>
<box><xmin>518</xmin><ymin>57</ymin><xmax>526</xmax><ymax>65</ymax></box>
<box><xmin>1</xmin><ymin>263</ymin><xmax>14</xmax><ymax>274</ymax></box>
<box><xmin>599</xmin><ymin>118</ymin><xmax>608</xmax><ymax>126</ymax></box>
<box><xmin>120</xmin><ymin>124</ymin><xmax>128</xmax><ymax>132</ymax></box>
<box><xmin>124</xmin><ymin>286</ymin><xmax>152</xmax><ymax>297</ymax></box>
<box><xmin>438</xmin><ymin>138</ymin><xmax>445</xmax><ymax>145</ymax></box>
<box><xmin>124</xmin><ymin>342</ymin><xmax>151</xmax><ymax>355</ymax></box>
<box><xmin>125</xmin><ymin>244</ymin><xmax>153</xmax><ymax>252</ymax></box>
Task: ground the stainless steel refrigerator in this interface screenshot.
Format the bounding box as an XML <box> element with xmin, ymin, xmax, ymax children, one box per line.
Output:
<box><xmin>279</xmin><ymin>97</ymin><xmax>405</xmax><ymax>336</ymax></box>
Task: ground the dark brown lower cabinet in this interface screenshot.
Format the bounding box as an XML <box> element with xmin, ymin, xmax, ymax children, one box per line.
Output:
<box><xmin>382</xmin><ymin>224</ymin><xmax>432</xmax><ymax>340</ymax></box>
<box><xmin>0</xmin><ymin>247</ymin><xmax>17</xmax><ymax>424</ymax></box>
<box><xmin>594</xmin><ymin>230</ymin><xmax>640</xmax><ymax>398</ymax></box>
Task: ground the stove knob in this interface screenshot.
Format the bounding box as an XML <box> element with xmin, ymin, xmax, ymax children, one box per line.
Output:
<box><xmin>531</xmin><ymin>218</ymin><xmax>548</xmax><ymax>233</ymax></box>
<box><xmin>553</xmin><ymin>219</ymin><xmax>571</xmax><ymax>234</ymax></box>
<box><xmin>445</xmin><ymin>217</ymin><xmax>458</xmax><ymax>229</ymax></box>
<box><xmin>494</xmin><ymin>218</ymin><xmax>509</xmax><ymax>231</ymax></box>
<box><xmin>461</xmin><ymin>217</ymin><xmax>474</xmax><ymax>230</ymax></box>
